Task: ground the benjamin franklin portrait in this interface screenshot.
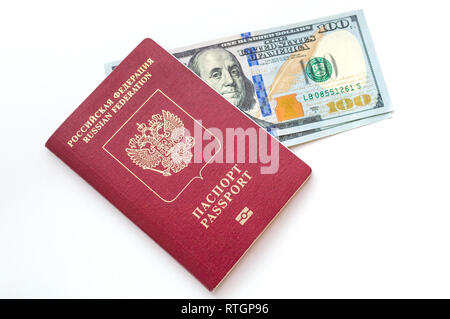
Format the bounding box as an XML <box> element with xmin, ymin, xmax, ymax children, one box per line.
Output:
<box><xmin>187</xmin><ymin>47</ymin><xmax>271</xmax><ymax>128</ymax></box>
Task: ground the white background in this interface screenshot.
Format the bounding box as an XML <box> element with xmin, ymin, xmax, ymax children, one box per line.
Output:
<box><xmin>1</xmin><ymin>0</ymin><xmax>449</xmax><ymax>298</ymax></box>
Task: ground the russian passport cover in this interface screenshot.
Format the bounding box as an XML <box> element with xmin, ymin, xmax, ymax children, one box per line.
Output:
<box><xmin>46</xmin><ymin>39</ymin><xmax>311</xmax><ymax>290</ymax></box>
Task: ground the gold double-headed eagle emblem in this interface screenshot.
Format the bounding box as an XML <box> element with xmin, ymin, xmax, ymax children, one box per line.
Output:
<box><xmin>125</xmin><ymin>110</ymin><xmax>195</xmax><ymax>176</ymax></box>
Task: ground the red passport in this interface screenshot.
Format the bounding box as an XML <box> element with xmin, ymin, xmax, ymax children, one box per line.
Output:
<box><xmin>46</xmin><ymin>39</ymin><xmax>311</xmax><ymax>290</ymax></box>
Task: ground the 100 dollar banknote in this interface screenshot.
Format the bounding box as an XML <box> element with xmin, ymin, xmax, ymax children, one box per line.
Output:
<box><xmin>105</xmin><ymin>10</ymin><xmax>392</xmax><ymax>145</ymax></box>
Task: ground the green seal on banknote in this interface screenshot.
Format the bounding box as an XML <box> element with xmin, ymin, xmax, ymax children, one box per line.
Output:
<box><xmin>306</xmin><ymin>57</ymin><xmax>333</xmax><ymax>82</ymax></box>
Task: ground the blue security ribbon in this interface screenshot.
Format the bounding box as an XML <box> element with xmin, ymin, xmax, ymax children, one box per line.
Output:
<box><xmin>252</xmin><ymin>74</ymin><xmax>272</xmax><ymax>117</ymax></box>
<box><xmin>240</xmin><ymin>32</ymin><xmax>272</xmax><ymax>117</ymax></box>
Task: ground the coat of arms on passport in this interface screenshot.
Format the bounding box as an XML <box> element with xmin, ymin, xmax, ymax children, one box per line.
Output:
<box><xmin>125</xmin><ymin>110</ymin><xmax>195</xmax><ymax>177</ymax></box>
<box><xmin>103</xmin><ymin>89</ymin><xmax>221</xmax><ymax>203</ymax></box>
